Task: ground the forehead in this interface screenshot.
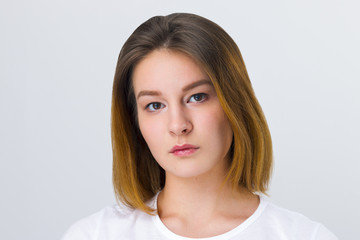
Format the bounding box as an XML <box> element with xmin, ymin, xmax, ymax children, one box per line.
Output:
<box><xmin>132</xmin><ymin>50</ymin><xmax>209</xmax><ymax>92</ymax></box>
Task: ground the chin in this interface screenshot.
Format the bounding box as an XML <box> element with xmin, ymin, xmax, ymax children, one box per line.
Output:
<box><xmin>166</xmin><ymin>165</ymin><xmax>219</xmax><ymax>180</ymax></box>
<box><xmin>158</xmin><ymin>155</ymin><xmax>227</xmax><ymax>180</ymax></box>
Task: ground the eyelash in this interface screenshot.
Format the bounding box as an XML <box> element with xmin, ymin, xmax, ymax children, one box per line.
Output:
<box><xmin>145</xmin><ymin>93</ymin><xmax>209</xmax><ymax>112</ymax></box>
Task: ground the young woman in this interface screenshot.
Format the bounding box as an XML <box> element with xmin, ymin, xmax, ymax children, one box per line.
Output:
<box><xmin>62</xmin><ymin>13</ymin><xmax>338</xmax><ymax>240</ymax></box>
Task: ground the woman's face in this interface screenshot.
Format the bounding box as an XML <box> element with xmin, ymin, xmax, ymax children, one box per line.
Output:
<box><xmin>132</xmin><ymin>49</ymin><xmax>233</xmax><ymax>179</ymax></box>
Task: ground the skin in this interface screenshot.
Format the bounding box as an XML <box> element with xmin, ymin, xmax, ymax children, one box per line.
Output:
<box><xmin>132</xmin><ymin>49</ymin><xmax>259</xmax><ymax>238</ymax></box>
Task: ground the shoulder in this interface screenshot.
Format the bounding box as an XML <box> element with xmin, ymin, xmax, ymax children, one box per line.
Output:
<box><xmin>258</xmin><ymin>197</ymin><xmax>338</xmax><ymax>240</ymax></box>
<box><xmin>60</xmin><ymin>204</ymin><xmax>137</xmax><ymax>240</ymax></box>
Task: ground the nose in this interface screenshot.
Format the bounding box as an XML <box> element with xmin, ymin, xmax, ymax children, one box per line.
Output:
<box><xmin>168</xmin><ymin>106</ymin><xmax>193</xmax><ymax>136</ymax></box>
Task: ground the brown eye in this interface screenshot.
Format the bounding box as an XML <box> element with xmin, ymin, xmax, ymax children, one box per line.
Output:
<box><xmin>146</xmin><ymin>102</ymin><xmax>164</xmax><ymax>112</ymax></box>
<box><xmin>189</xmin><ymin>93</ymin><xmax>208</xmax><ymax>103</ymax></box>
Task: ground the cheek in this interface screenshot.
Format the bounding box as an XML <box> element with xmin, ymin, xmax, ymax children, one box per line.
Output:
<box><xmin>197</xmin><ymin>106</ymin><xmax>233</xmax><ymax>149</ymax></box>
<box><xmin>138</xmin><ymin>115</ymin><xmax>164</xmax><ymax>153</ymax></box>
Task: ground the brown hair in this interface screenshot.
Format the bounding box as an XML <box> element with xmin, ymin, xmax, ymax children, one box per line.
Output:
<box><xmin>111</xmin><ymin>13</ymin><xmax>272</xmax><ymax>215</ymax></box>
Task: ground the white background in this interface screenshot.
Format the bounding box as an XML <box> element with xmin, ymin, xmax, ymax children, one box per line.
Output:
<box><xmin>1</xmin><ymin>0</ymin><xmax>359</xmax><ymax>239</ymax></box>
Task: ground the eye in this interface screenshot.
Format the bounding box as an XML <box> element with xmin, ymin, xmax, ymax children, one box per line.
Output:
<box><xmin>145</xmin><ymin>102</ymin><xmax>165</xmax><ymax>112</ymax></box>
<box><xmin>188</xmin><ymin>93</ymin><xmax>208</xmax><ymax>103</ymax></box>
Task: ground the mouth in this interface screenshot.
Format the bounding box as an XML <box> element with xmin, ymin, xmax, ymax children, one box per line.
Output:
<box><xmin>170</xmin><ymin>144</ymin><xmax>199</xmax><ymax>156</ymax></box>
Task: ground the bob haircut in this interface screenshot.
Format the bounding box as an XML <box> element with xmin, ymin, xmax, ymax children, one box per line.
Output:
<box><xmin>111</xmin><ymin>13</ymin><xmax>272</xmax><ymax>215</ymax></box>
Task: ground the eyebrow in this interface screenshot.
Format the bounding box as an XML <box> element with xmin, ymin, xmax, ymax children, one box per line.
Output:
<box><xmin>136</xmin><ymin>79</ymin><xmax>212</xmax><ymax>99</ymax></box>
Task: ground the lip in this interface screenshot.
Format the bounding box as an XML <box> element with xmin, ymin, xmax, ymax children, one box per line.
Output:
<box><xmin>170</xmin><ymin>144</ymin><xmax>199</xmax><ymax>156</ymax></box>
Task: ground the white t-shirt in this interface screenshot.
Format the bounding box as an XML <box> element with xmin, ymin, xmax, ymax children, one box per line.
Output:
<box><xmin>61</xmin><ymin>193</ymin><xmax>338</xmax><ymax>240</ymax></box>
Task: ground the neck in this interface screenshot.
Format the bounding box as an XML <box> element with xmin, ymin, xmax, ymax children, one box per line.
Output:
<box><xmin>157</xmin><ymin>171</ymin><xmax>258</xmax><ymax>222</ymax></box>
